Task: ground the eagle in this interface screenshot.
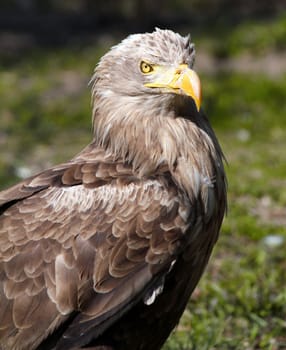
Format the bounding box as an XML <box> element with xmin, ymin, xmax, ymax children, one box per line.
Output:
<box><xmin>0</xmin><ymin>29</ymin><xmax>226</xmax><ymax>350</ymax></box>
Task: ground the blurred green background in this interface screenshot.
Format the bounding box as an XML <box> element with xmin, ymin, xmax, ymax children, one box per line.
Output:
<box><xmin>0</xmin><ymin>1</ymin><xmax>286</xmax><ymax>349</ymax></box>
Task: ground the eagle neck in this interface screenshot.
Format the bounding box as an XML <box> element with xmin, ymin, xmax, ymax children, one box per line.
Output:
<box><xmin>91</xmin><ymin>94</ymin><xmax>225</xmax><ymax>200</ymax></box>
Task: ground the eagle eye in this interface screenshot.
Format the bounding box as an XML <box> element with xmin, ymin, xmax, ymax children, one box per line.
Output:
<box><xmin>140</xmin><ymin>61</ymin><xmax>153</xmax><ymax>74</ymax></box>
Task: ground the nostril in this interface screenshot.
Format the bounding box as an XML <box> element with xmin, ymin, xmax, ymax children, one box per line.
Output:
<box><xmin>176</xmin><ymin>64</ymin><xmax>188</xmax><ymax>75</ymax></box>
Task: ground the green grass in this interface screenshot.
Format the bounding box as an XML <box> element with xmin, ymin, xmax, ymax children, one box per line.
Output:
<box><xmin>199</xmin><ymin>13</ymin><xmax>286</xmax><ymax>58</ymax></box>
<box><xmin>0</xmin><ymin>44</ymin><xmax>106</xmax><ymax>187</ymax></box>
<box><xmin>1</xmin><ymin>19</ymin><xmax>286</xmax><ymax>349</ymax></box>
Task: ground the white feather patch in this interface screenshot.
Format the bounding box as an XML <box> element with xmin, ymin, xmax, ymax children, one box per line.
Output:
<box><xmin>45</xmin><ymin>186</ymin><xmax>97</xmax><ymax>213</ymax></box>
<box><xmin>143</xmin><ymin>260</ymin><xmax>177</xmax><ymax>306</ymax></box>
<box><xmin>44</xmin><ymin>180</ymin><xmax>172</xmax><ymax>214</ymax></box>
<box><xmin>144</xmin><ymin>282</ymin><xmax>164</xmax><ymax>306</ymax></box>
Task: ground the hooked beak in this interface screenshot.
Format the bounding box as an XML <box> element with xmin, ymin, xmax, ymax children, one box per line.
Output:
<box><xmin>144</xmin><ymin>64</ymin><xmax>201</xmax><ymax>111</ymax></box>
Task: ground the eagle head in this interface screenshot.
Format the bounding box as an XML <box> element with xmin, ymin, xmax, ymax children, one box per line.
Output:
<box><xmin>92</xmin><ymin>28</ymin><xmax>201</xmax><ymax>112</ymax></box>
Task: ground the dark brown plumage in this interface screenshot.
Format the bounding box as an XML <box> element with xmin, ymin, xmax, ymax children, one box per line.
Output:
<box><xmin>0</xmin><ymin>29</ymin><xmax>226</xmax><ymax>350</ymax></box>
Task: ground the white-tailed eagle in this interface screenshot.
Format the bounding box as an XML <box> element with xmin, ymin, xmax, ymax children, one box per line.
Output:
<box><xmin>0</xmin><ymin>29</ymin><xmax>226</xmax><ymax>350</ymax></box>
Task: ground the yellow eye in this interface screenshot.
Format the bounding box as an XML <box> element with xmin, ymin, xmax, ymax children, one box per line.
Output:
<box><xmin>140</xmin><ymin>61</ymin><xmax>153</xmax><ymax>74</ymax></box>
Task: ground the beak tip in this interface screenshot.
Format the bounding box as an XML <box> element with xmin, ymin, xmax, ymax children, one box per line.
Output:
<box><xmin>194</xmin><ymin>98</ymin><xmax>201</xmax><ymax>112</ymax></box>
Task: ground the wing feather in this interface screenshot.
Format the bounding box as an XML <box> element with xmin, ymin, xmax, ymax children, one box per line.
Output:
<box><xmin>0</xmin><ymin>159</ymin><xmax>189</xmax><ymax>349</ymax></box>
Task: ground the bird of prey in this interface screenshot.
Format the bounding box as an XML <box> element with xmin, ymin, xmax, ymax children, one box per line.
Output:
<box><xmin>0</xmin><ymin>29</ymin><xmax>226</xmax><ymax>350</ymax></box>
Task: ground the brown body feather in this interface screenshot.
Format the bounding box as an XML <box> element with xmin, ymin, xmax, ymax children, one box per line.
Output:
<box><xmin>0</xmin><ymin>29</ymin><xmax>226</xmax><ymax>350</ymax></box>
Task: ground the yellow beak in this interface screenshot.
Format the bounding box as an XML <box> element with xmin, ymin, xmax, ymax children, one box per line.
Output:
<box><xmin>144</xmin><ymin>64</ymin><xmax>201</xmax><ymax>111</ymax></box>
